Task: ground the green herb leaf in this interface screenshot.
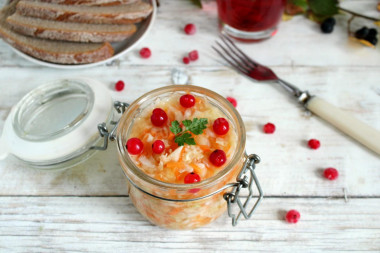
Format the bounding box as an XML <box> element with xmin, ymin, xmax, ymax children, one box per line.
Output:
<box><xmin>170</xmin><ymin>120</ymin><xmax>182</xmax><ymax>135</ymax></box>
<box><xmin>183</xmin><ymin>118</ymin><xmax>208</xmax><ymax>135</ymax></box>
<box><xmin>190</xmin><ymin>0</ymin><xmax>202</xmax><ymax>8</ymax></box>
<box><xmin>309</xmin><ymin>0</ymin><xmax>338</xmax><ymax>17</ymax></box>
<box><xmin>289</xmin><ymin>0</ymin><xmax>308</xmax><ymax>10</ymax></box>
<box><xmin>175</xmin><ymin>133</ymin><xmax>195</xmax><ymax>146</ymax></box>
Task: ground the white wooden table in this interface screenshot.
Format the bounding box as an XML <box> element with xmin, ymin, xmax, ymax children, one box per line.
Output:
<box><xmin>0</xmin><ymin>0</ymin><xmax>379</xmax><ymax>252</ymax></box>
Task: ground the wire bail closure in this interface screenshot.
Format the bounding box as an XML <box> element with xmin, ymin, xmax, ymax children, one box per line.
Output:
<box><xmin>91</xmin><ymin>101</ymin><xmax>129</xmax><ymax>150</ymax></box>
<box><xmin>224</xmin><ymin>153</ymin><xmax>263</xmax><ymax>226</ymax></box>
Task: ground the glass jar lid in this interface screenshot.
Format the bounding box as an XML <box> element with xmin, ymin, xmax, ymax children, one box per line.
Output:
<box><xmin>0</xmin><ymin>78</ymin><xmax>113</xmax><ymax>168</ymax></box>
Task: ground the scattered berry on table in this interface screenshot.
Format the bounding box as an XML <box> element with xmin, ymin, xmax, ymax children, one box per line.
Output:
<box><xmin>126</xmin><ymin>138</ymin><xmax>144</xmax><ymax>155</ymax></box>
<box><xmin>180</xmin><ymin>94</ymin><xmax>196</xmax><ymax>108</ymax></box>
<box><xmin>321</xmin><ymin>17</ymin><xmax>335</xmax><ymax>33</ymax></box>
<box><xmin>184</xmin><ymin>23</ymin><xmax>197</xmax><ymax>35</ymax></box>
<box><xmin>213</xmin><ymin>118</ymin><xmax>229</xmax><ymax>135</ymax></box>
<box><xmin>184</xmin><ymin>172</ymin><xmax>201</xmax><ymax>184</ymax></box>
<box><xmin>139</xmin><ymin>47</ymin><xmax>151</xmax><ymax>58</ymax></box>
<box><xmin>285</xmin><ymin>209</ymin><xmax>301</xmax><ymax>224</ymax></box>
<box><xmin>114</xmin><ymin>80</ymin><xmax>125</xmax><ymax>91</ymax></box>
<box><xmin>209</xmin><ymin>149</ymin><xmax>227</xmax><ymax>167</ymax></box>
<box><xmin>188</xmin><ymin>50</ymin><xmax>199</xmax><ymax>61</ymax></box>
<box><xmin>324</xmin><ymin>167</ymin><xmax>339</xmax><ymax>180</ymax></box>
<box><xmin>366</xmin><ymin>36</ymin><xmax>378</xmax><ymax>46</ymax></box>
<box><xmin>308</xmin><ymin>139</ymin><xmax>321</xmax><ymax>149</ymax></box>
<box><xmin>151</xmin><ymin>108</ymin><xmax>168</xmax><ymax>127</ymax></box>
<box><xmin>263</xmin><ymin>123</ymin><xmax>276</xmax><ymax>134</ymax></box>
<box><xmin>183</xmin><ymin>57</ymin><xmax>190</xmax><ymax>64</ymax></box>
<box><xmin>355</xmin><ymin>27</ymin><xmax>369</xmax><ymax>39</ymax></box>
<box><xmin>226</xmin><ymin>96</ymin><xmax>237</xmax><ymax>107</ymax></box>
<box><xmin>152</xmin><ymin>140</ymin><xmax>165</xmax><ymax>154</ymax></box>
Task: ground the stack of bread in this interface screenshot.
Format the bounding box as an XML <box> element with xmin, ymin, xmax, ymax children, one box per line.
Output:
<box><xmin>0</xmin><ymin>0</ymin><xmax>153</xmax><ymax>64</ymax></box>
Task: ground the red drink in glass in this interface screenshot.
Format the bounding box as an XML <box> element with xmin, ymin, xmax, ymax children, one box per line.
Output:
<box><xmin>217</xmin><ymin>0</ymin><xmax>286</xmax><ymax>41</ymax></box>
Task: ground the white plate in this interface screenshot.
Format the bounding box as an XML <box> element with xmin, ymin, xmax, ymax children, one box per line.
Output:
<box><xmin>4</xmin><ymin>0</ymin><xmax>157</xmax><ymax>69</ymax></box>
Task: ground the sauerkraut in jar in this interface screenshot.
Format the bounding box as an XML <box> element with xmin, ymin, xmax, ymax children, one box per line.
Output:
<box><xmin>117</xmin><ymin>85</ymin><xmax>252</xmax><ymax>230</ymax></box>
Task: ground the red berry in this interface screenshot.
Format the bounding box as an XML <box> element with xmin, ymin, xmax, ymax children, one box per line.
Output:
<box><xmin>188</xmin><ymin>50</ymin><xmax>199</xmax><ymax>61</ymax></box>
<box><xmin>114</xmin><ymin>80</ymin><xmax>125</xmax><ymax>91</ymax></box>
<box><xmin>209</xmin><ymin>149</ymin><xmax>226</xmax><ymax>167</ymax></box>
<box><xmin>139</xmin><ymin>47</ymin><xmax>151</xmax><ymax>58</ymax></box>
<box><xmin>308</xmin><ymin>139</ymin><xmax>321</xmax><ymax>149</ymax></box>
<box><xmin>152</xmin><ymin>140</ymin><xmax>165</xmax><ymax>154</ymax></box>
<box><xmin>180</xmin><ymin>94</ymin><xmax>195</xmax><ymax>108</ymax></box>
<box><xmin>226</xmin><ymin>96</ymin><xmax>237</xmax><ymax>107</ymax></box>
<box><xmin>285</xmin><ymin>209</ymin><xmax>300</xmax><ymax>224</ymax></box>
<box><xmin>151</xmin><ymin>108</ymin><xmax>168</xmax><ymax>127</ymax></box>
<box><xmin>183</xmin><ymin>57</ymin><xmax>190</xmax><ymax>64</ymax></box>
<box><xmin>324</xmin><ymin>168</ymin><xmax>339</xmax><ymax>180</ymax></box>
<box><xmin>184</xmin><ymin>172</ymin><xmax>201</xmax><ymax>184</ymax></box>
<box><xmin>184</xmin><ymin>23</ymin><xmax>196</xmax><ymax>35</ymax></box>
<box><xmin>263</xmin><ymin>123</ymin><xmax>276</xmax><ymax>134</ymax></box>
<box><xmin>213</xmin><ymin>118</ymin><xmax>229</xmax><ymax>135</ymax></box>
<box><xmin>126</xmin><ymin>138</ymin><xmax>144</xmax><ymax>155</ymax></box>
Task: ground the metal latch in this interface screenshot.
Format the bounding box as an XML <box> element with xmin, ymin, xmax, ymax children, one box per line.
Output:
<box><xmin>91</xmin><ymin>101</ymin><xmax>129</xmax><ymax>150</ymax></box>
<box><xmin>224</xmin><ymin>154</ymin><xmax>263</xmax><ymax>226</ymax></box>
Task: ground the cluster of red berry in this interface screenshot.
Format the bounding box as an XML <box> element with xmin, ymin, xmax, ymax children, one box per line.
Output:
<box><xmin>126</xmin><ymin>94</ymin><xmax>231</xmax><ymax>184</ymax></box>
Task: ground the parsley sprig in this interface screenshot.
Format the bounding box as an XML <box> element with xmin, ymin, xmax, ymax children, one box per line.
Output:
<box><xmin>170</xmin><ymin>118</ymin><xmax>208</xmax><ymax>146</ymax></box>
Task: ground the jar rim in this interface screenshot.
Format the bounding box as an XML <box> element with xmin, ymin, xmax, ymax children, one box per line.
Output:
<box><xmin>116</xmin><ymin>85</ymin><xmax>246</xmax><ymax>191</ymax></box>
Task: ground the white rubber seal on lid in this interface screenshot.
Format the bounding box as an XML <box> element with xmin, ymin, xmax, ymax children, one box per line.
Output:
<box><xmin>0</xmin><ymin>78</ymin><xmax>113</xmax><ymax>164</ymax></box>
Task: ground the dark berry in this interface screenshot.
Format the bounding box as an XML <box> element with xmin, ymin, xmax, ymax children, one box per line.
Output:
<box><xmin>368</xmin><ymin>28</ymin><xmax>378</xmax><ymax>37</ymax></box>
<box><xmin>324</xmin><ymin>168</ymin><xmax>339</xmax><ymax>180</ymax></box>
<box><xmin>184</xmin><ymin>172</ymin><xmax>201</xmax><ymax>184</ymax></box>
<box><xmin>151</xmin><ymin>108</ymin><xmax>168</xmax><ymax>127</ymax></box>
<box><xmin>209</xmin><ymin>149</ymin><xmax>226</xmax><ymax>167</ymax></box>
<box><xmin>114</xmin><ymin>80</ymin><xmax>125</xmax><ymax>91</ymax></box>
<box><xmin>355</xmin><ymin>27</ymin><xmax>369</xmax><ymax>39</ymax></box>
<box><xmin>152</xmin><ymin>140</ymin><xmax>165</xmax><ymax>154</ymax></box>
<box><xmin>285</xmin><ymin>209</ymin><xmax>300</xmax><ymax>224</ymax></box>
<box><xmin>263</xmin><ymin>123</ymin><xmax>276</xmax><ymax>134</ymax></box>
<box><xmin>139</xmin><ymin>47</ymin><xmax>151</xmax><ymax>58</ymax></box>
<box><xmin>184</xmin><ymin>23</ymin><xmax>196</xmax><ymax>35</ymax></box>
<box><xmin>180</xmin><ymin>94</ymin><xmax>196</xmax><ymax>108</ymax></box>
<box><xmin>366</xmin><ymin>36</ymin><xmax>378</xmax><ymax>46</ymax></box>
<box><xmin>226</xmin><ymin>96</ymin><xmax>237</xmax><ymax>107</ymax></box>
<box><xmin>308</xmin><ymin>139</ymin><xmax>321</xmax><ymax>150</ymax></box>
<box><xmin>188</xmin><ymin>50</ymin><xmax>199</xmax><ymax>61</ymax></box>
<box><xmin>183</xmin><ymin>57</ymin><xmax>190</xmax><ymax>64</ymax></box>
<box><xmin>213</xmin><ymin>118</ymin><xmax>229</xmax><ymax>135</ymax></box>
<box><xmin>126</xmin><ymin>138</ymin><xmax>144</xmax><ymax>155</ymax></box>
<box><xmin>321</xmin><ymin>18</ymin><xmax>335</xmax><ymax>33</ymax></box>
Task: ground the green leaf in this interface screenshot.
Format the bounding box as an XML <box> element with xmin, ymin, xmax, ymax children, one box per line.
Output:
<box><xmin>183</xmin><ymin>118</ymin><xmax>208</xmax><ymax>135</ymax></box>
<box><xmin>170</xmin><ymin>121</ymin><xmax>182</xmax><ymax>135</ymax></box>
<box><xmin>289</xmin><ymin>0</ymin><xmax>308</xmax><ymax>10</ymax></box>
<box><xmin>175</xmin><ymin>133</ymin><xmax>195</xmax><ymax>146</ymax></box>
<box><xmin>190</xmin><ymin>0</ymin><xmax>202</xmax><ymax>8</ymax></box>
<box><xmin>309</xmin><ymin>0</ymin><xmax>338</xmax><ymax>17</ymax></box>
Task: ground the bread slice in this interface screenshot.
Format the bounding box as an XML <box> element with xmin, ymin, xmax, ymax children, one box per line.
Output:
<box><xmin>7</xmin><ymin>13</ymin><xmax>137</xmax><ymax>42</ymax></box>
<box><xmin>16</xmin><ymin>0</ymin><xmax>153</xmax><ymax>24</ymax></box>
<box><xmin>21</xmin><ymin>0</ymin><xmax>139</xmax><ymax>6</ymax></box>
<box><xmin>0</xmin><ymin>2</ymin><xmax>114</xmax><ymax>64</ymax></box>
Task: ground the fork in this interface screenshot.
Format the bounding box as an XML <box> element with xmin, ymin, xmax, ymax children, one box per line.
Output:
<box><xmin>213</xmin><ymin>34</ymin><xmax>380</xmax><ymax>156</ymax></box>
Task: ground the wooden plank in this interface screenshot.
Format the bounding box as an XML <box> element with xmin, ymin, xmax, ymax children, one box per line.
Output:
<box><xmin>0</xmin><ymin>0</ymin><xmax>380</xmax><ymax>68</ymax></box>
<box><xmin>0</xmin><ymin>197</ymin><xmax>379</xmax><ymax>252</ymax></box>
<box><xmin>0</xmin><ymin>65</ymin><xmax>379</xmax><ymax>197</ymax></box>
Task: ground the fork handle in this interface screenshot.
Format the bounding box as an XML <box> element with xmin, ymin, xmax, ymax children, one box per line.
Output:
<box><xmin>306</xmin><ymin>96</ymin><xmax>380</xmax><ymax>155</ymax></box>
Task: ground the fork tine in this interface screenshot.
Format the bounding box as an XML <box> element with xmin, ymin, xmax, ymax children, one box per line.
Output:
<box><xmin>214</xmin><ymin>41</ymin><xmax>251</xmax><ymax>73</ymax></box>
<box><xmin>219</xmin><ymin>35</ymin><xmax>256</xmax><ymax>68</ymax></box>
<box><xmin>220</xmin><ymin>34</ymin><xmax>259</xmax><ymax>66</ymax></box>
<box><xmin>212</xmin><ymin>46</ymin><xmax>249</xmax><ymax>76</ymax></box>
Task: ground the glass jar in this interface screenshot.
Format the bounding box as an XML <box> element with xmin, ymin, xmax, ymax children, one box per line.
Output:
<box><xmin>115</xmin><ymin>85</ymin><xmax>262</xmax><ymax>229</ymax></box>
